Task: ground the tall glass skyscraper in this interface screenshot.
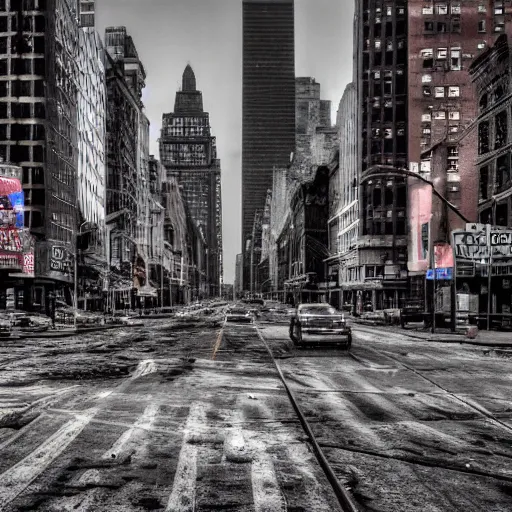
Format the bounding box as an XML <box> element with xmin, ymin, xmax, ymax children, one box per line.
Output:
<box><xmin>242</xmin><ymin>0</ymin><xmax>295</xmax><ymax>288</ymax></box>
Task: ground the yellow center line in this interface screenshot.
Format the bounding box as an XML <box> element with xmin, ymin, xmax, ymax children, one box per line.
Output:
<box><xmin>211</xmin><ymin>323</ymin><xmax>225</xmax><ymax>360</ymax></box>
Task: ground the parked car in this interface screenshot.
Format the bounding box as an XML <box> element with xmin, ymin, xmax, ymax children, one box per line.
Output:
<box><xmin>225</xmin><ymin>306</ymin><xmax>253</xmax><ymax>323</ymax></box>
<box><xmin>289</xmin><ymin>303</ymin><xmax>352</xmax><ymax>349</ymax></box>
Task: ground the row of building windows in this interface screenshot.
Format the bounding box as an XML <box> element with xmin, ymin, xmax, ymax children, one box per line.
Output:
<box><xmin>423</xmin><ymin>85</ymin><xmax>461</xmax><ymax>97</ymax></box>
<box><xmin>0</xmin><ymin>57</ymin><xmax>45</xmax><ymax>76</ymax></box>
<box><xmin>0</xmin><ymin>1</ymin><xmax>46</xmax><ymax>11</ymax></box>
<box><xmin>162</xmin><ymin>126</ymin><xmax>209</xmax><ymax>137</ymax></box>
<box><xmin>422</xmin><ymin>3</ymin><xmax>461</xmax><ymax>16</ymax></box>
<box><xmin>479</xmin><ymin>77</ymin><xmax>508</xmax><ymax>111</ymax></box>
<box><xmin>365</xmin><ymin>38</ymin><xmax>406</xmax><ymax>51</ymax></box>
<box><xmin>164</xmin><ymin>116</ymin><xmax>209</xmax><ymax>128</ymax></box>
<box><xmin>480</xmin><ymin>153</ymin><xmax>512</xmax><ymax>201</ymax></box>
<box><xmin>420</xmin><ymin>47</ymin><xmax>461</xmax><ymax>70</ymax></box>
<box><xmin>478</xmin><ymin>108</ymin><xmax>510</xmax><ymax>155</ymax></box>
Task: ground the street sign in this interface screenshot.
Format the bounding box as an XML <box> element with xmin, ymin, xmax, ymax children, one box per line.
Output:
<box><xmin>426</xmin><ymin>267</ymin><xmax>453</xmax><ymax>280</ymax></box>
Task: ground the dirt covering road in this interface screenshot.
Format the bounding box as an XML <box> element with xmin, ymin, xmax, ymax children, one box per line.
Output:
<box><xmin>0</xmin><ymin>318</ymin><xmax>341</xmax><ymax>512</ymax></box>
<box><xmin>0</xmin><ymin>316</ymin><xmax>511</xmax><ymax>511</ymax></box>
<box><xmin>259</xmin><ymin>322</ymin><xmax>512</xmax><ymax>511</ymax></box>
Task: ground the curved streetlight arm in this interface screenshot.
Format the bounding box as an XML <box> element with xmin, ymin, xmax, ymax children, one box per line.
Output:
<box><xmin>365</xmin><ymin>165</ymin><xmax>470</xmax><ymax>224</ymax></box>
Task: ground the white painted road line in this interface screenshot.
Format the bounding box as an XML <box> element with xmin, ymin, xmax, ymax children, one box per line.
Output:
<box><xmin>252</xmin><ymin>454</ymin><xmax>287</xmax><ymax>512</ymax></box>
<box><xmin>165</xmin><ymin>403</ymin><xmax>206</xmax><ymax>512</ymax></box>
<box><xmin>0</xmin><ymin>408</ymin><xmax>97</xmax><ymax>509</ymax></box>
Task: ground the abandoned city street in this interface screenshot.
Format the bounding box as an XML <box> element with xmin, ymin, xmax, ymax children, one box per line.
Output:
<box><xmin>0</xmin><ymin>315</ymin><xmax>510</xmax><ymax>511</ymax></box>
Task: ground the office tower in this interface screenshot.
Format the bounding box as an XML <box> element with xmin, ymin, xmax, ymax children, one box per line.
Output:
<box><xmin>160</xmin><ymin>65</ymin><xmax>223</xmax><ymax>297</ymax></box>
<box><xmin>242</xmin><ymin>0</ymin><xmax>296</xmax><ymax>288</ymax></box>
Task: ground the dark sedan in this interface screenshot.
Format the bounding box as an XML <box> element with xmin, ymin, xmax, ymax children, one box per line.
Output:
<box><xmin>289</xmin><ymin>303</ymin><xmax>352</xmax><ymax>349</ymax></box>
<box><xmin>225</xmin><ymin>306</ymin><xmax>253</xmax><ymax>323</ymax></box>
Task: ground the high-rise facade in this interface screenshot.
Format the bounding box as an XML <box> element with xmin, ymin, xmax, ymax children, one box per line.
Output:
<box><xmin>0</xmin><ymin>0</ymin><xmax>80</xmax><ymax>309</ymax></box>
<box><xmin>242</xmin><ymin>0</ymin><xmax>296</xmax><ymax>288</ymax></box>
<box><xmin>105</xmin><ymin>26</ymin><xmax>157</xmax><ymax>303</ymax></box>
<box><xmin>407</xmin><ymin>1</ymin><xmax>512</xmax><ymax>280</ymax></box>
<box><xmin>355</xmin><ymin>0</ymin><xmax>409</xmax><ymax>310</ymax></box>
<box><xmin>159</xmin><ymin>65</ymin><xmax>223</xmax><ymax>297</ymax></box>
<box><xmin>355</xmin><ymin>0</ymin><xmax>512</xmax><ymax>311</ymax></box>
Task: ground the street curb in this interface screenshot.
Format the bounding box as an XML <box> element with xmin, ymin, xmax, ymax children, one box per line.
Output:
<box><xmin>353</xmin><ymin>323</ymin><xmax>512</xmax><ymax>347</ymax></box>
<box><xmin>19</xmin><ymin>323</ymin><xmax>143</xmax><ymax>339</ymax></box>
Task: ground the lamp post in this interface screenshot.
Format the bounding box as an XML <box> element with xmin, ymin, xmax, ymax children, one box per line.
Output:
<box><xmin>74</xmin><ymin>221</ymin><xmax>89</xmax><ymax>330</ymax></box>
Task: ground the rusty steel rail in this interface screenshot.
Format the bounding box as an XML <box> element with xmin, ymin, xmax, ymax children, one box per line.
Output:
<box><xmin>254</xmin><ymin>325</ymin><xmax>360</xmax><ymax>512</ymax></box>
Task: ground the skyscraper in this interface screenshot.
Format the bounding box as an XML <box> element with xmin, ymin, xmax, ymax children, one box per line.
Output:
<box><xmin>242</xmin><ymin>0</ymin><xmax>295</xmax><ymax>288</ymax></box>
<box><xmin>160</xmin><ymin>65</ymin><xmax>223</xmax><ymax>297</ymax></box>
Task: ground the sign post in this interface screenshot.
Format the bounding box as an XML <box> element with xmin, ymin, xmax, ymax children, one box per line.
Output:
<box><xmin>487</xmin><ymin>225</ymin><xmax>492</xmax><ymax>330</ymax></box>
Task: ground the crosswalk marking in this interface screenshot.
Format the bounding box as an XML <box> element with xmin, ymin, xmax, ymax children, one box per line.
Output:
<box><xmin>252</xmin><ymin>454</ymin><xmax>287</xmax><ymax>512</ymax></box>
<box><xmin>0</xmin><ymin>408</ymin><xmax>97</xmax><ymax>509</ymax></box>
<box><xmin>165</xmin><ymin>404</ymin><xmax>206</xmax><ymax>512</ymax></box>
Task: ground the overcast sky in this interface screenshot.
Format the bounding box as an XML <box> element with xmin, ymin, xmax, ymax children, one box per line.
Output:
<box><xmin>96</xmin><ymin>0</ymin><xmax>354</xmax><ymax>284</ymax></box>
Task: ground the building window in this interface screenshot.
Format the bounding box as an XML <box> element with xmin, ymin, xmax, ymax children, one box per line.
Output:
<box><xmin>479</xmin><ymin>166</ymin><xmax>489</xmax><ymax>200</ymax></box>
<box><xmin>423</xmin><ymin>86</ymin><xmax>432</xmax><ymax>96</ymax></box>
<box><xmin>422</xmin><ymin>74</ymin><xmax>432</xmax><ymax>83</ymax></box>
<box><xmin>433</xmin><ymin>111</ymin><xmax>446</xmax><ymax>120</ymax></box>
<box><xmin>437</xmin><ymin>48</ymin><xmax>448</xmax><ymax>59</ymax></box>
<box><xmin>447</xmin><ymin>146</ymin><xmax>459</xmax><ymax>172</ymax></box>
<box><xmin>478</xmin><ymin>42</ymin><xmax>486</xmax><ymax>50</ymax></box>
<box><xmin>448</xmin><ymin>86</ymin><xmax>460</xmax><ymax>97</ymax></box>
<box><xmin>422</xmin><ymin>6</ymin><xmax>434</xmax><ymax>15</ymax></box>
<box><xmin>451</xmin><ymin>18</ymin><xmax>461</xmax><ymax>33</ymax></box>
<box><xmin>449</xmin><ymin>111</ymin><xmax>460</xmax><ymax>121</ymax></box>
<box><xmin>478</xmin><ymin>121</ymin><xmax>490</xmax><ymax>155</ymax></box>
<box><xmin>424</xmin><ymin>20</ymin><xmax>435</xmax><ymax>32</ymax></box>
<box><xmin>480</xmin><ymin>93</ymin><xmax>488</xmax><ymax>110</ymax></box>
<box><xmin>478</xmin><ymin>20</ymin><xmax>486</xmax><ymax>32</ymax></box>
<box><xmin>436</xmin><ymin>4</ymin><xmax>448</xmax><ymax>15</ymax></box>
<box><xmin>435</xmin><ymin>87</ymin><xmax>445</xmax><ymax>98</ymax></box>
<box><xmin>478</xmin><ymin>4</ymin><xmax>486</xmax><ymax>13</ymax></box>
<box><xmin>451</xmin><ymin>48</ymin><xmax>461</xmax><ymax>70</ymax></box>
<box><xmin>495</xmin><ymin>110</ymin><xmax>508</xmax><ymax>149</ymax></box>
<box><xmin>497</xmin><ymin>153</ymin><xmax>511</xmax><ymax>189</ymax></box>
<box><xmin>422</xmin><ymin>113</ymin><xmax>432</xmax><ymax>122</ymax></box>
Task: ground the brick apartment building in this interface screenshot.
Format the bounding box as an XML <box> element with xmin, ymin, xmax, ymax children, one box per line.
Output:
<box><xmin>354</xmin><ymin>0</ymin><xmax>512</xmax><ymax>311</ymax></box>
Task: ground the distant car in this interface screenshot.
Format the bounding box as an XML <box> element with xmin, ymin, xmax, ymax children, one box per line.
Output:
<box><xmin>289</xmin><ymin>303</ymin><xmax>352</xmax><ymax>349</ymax></box>
<box><xmin>225</xmin><ymin>306</ymin><xmax>253</xmax><ymax>323</ymax></box>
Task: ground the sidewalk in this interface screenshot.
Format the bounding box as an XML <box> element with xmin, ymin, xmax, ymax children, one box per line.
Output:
<box><xmin>3</xmin><ymin>321</ymin><xmax>145</xmax><ymax>340</ymax></box>
<box><xmin>352</xmin><ymin>319</ymin><xmax>512</xmax><ymax>347</ymax></box>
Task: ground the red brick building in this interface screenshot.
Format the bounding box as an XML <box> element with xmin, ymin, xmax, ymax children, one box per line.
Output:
<box><xmin>356</xmin><ymin>0</ymin><xmax>512</xmax><ymax>310</ymax></box>
<box><xmin>407</xmin><ymin>0</ymin><xmax>512</xmax><ymax>287</ymax></box>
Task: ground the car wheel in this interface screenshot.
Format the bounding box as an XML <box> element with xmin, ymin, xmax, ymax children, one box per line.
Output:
<box><xmin>289</xmin><ymin>320</ymin><xmax>298</xmax><ymax>344</ymax></box>
<box><xmin>297</xmin><ymin>328</ymin><xmax>303</xmax><ymax>347</ymax></box>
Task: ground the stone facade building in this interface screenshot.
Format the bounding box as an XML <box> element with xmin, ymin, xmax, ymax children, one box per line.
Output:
<box><xmin>104</xmin><ymin>26</ymin><xmax>157</xmax><ymax>307</ymax></box>
<box><xmin>326</xmin><ymin>83</ymin><xmax>359</xmax><ymax>310</ymax></box>
<box><xmin>470</xmin><ymin>34</ymin><xmax>512</xmax><ymax>228</ymax></box>
<box><xmin>159</xmin><ymin>65</ymin><xmax>223</xmax><ymax>297</ymax></box>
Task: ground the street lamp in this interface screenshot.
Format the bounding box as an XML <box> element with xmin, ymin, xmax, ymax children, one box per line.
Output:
<box><xmin>74</xmin><ymin>220</ymin><xmax>89</xmax><ymax>330</ymax></box>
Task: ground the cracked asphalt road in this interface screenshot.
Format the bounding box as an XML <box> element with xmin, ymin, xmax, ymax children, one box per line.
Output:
<box><xmin>0</xmin><ymin>316</ymin><xmax>510</xmax><ymax>511</ymax></box>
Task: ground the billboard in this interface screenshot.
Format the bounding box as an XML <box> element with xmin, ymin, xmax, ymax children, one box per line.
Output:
<box><xmin>0</xmin><ymin>176</ymin><xmax>23</xmax><ymax>270</ymax></box>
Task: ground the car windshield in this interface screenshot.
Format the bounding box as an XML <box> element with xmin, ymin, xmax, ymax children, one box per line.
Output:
<box><xmin>299</xmin><ymin>305</ymin><xmax>338</xmax><ymax>315</ymax></box>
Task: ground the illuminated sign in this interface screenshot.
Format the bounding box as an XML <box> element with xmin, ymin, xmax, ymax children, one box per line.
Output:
<box><xmin>426</xmin><ymin>267</ymin><xmax>453</xmax><ymax>280</ymax></box>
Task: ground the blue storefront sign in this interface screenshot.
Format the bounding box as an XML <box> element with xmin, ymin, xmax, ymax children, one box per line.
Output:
<box><xmin>426</xmin><ymin>267</ymin><xmax>453</xmax><ymax>280</ymax></box>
